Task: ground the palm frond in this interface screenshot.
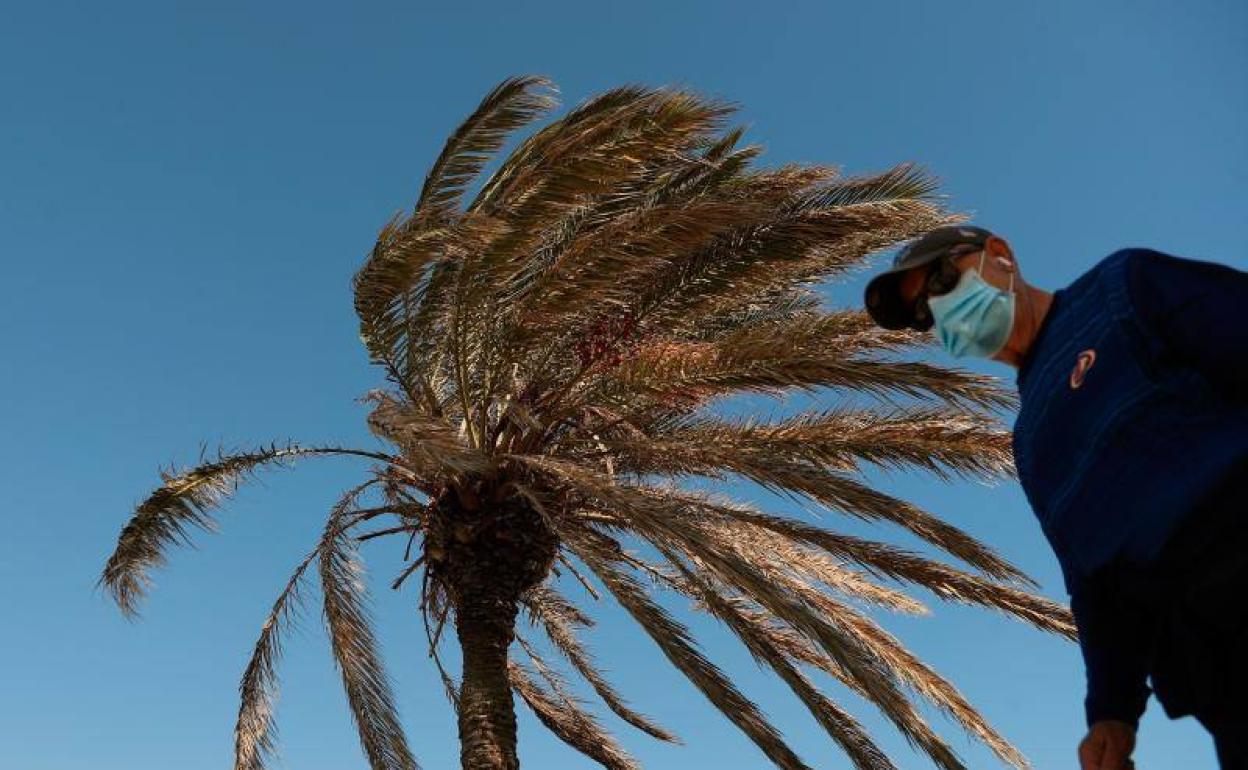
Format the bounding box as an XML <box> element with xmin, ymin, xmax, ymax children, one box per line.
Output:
<box><xmin>654</xmin><ymin>547</ymin><xmax>898</xmax><ymax>770</ymax></box>
<box><xmin>595</xmin><ymin>326</ymin><xmax>1018</xmax><ymax>417</ymax></box>
<box><xmin>794</xmin><ymin>162</ymin><xmax>941</xmax><ymax>211</ymax></box>
<box><xmin>352</xmin><ymin>213</ymin><xmax>508</xmax><ymax>384</ymax></box>
<box><xmin>416</xmin><ymin>75</ymin><xmax>557</xmax><ymax>220</ymax></box>
<box><xmin>100</xmin><ymin>441</ymin><xmax>397</xmax><ymax>617</ymax></box>
<box><xmin>521</xmin><ymin>583</ymin><xmax>594</xmax><ymax>626</ymax></box>
<box><xmin>495</xmin><ymin>127</ymin><xmax>757</xmax><ymax>314</ymax></box>
<box><xmin>491</xmin><ymin>122</ymin><xmax>763</xmax><ymax>357</ymax></box>
<box><xmin>448</xmin><ymin>89</ymin><xmax>744</xmax><ymax>424</ymax></box>
<box><xmin>564</xmin><ymin>526</ymin><xmax>813</xmax><ymax>770</ymax></box>
<box><xmin>362</xmin><ymin>390</ymin><xmax>491</xmax><ymax>475</ymax></box>
<box><xmin>620</xmin><ymin>123</ymin><xmax>763</xmax><ymax>209</ymax></box>
<box><xmin>352</xmin><ymin>75</ymin><xmax>555</xmax><ymax>382</ymax></box>
<box><xmin>679</xmin><ymin>132</ymin><xmax>764</xmax><ymax>195</ymax></box>
<box><xmin>514</xmin><ymin>454</ymin><xmax>1064</xmax><ymax>755</ymax></box>
<box><xmin>690</xmin><ymin>517</ymin><xmax>928</xmax><ymax>615</ymax></box>
<box><xmin>459</xmin><ymin>88</ymin><xmax>736</xmax><ymax>312</ymax></box>
<box><xmin>571</xmin><ymin>491</ymin><xmax>970</xmax><ymax>770</ymax></box>
<box><xmin>680</xmin><ymin>287</ymin><xmax>825</xmax><ymax>343</ymax></box>
<box><xmin>503</xmin><ymin>165</ymin><xmax>835</xmax><ymax>401</ymax></box>
<box><xmin>702</xmin><ymin>502</ymin><xmax>1075</xmax><ymax>638</ymax></box>
<box><xmin>319</xmin><ymin>485</ymin><xmax>418</xmax><ymax>770</ymax></box>
<box><xmin>716</xmin><ymin>308</ymin><xmax>934</xmax><ymax>358</ymax></box>
<box><xmin>521</xmin><ymin>441</ymin><xmax>1027</xmax><ymax>587</ymax></box>
<box><xmin>352</xmin><ymin>220</ymin><xmax>448</xmax><ymax>373</ymax></box>
<box><xmin>805</xmin><ymin>590</ymin><xmax>1028</xmax><ymax>768</ymax></box>
<box><xmin>768</xmin><ymin>467</ymin><xmax>1024</xmax><ymax>579</ymax></box>
<box><xmin>628</xmin><ymin>164</ymin><xmax>946</xmax><ymax>334</ymax></box>
<box><xmin>680</xmin><ymin>536</ymin><xmax>1024</xmax><ymax>768</ymax></box>
<box><xmin>685</xmin><ymin>457</ymin><xmax>1021</xmax><ymax>584</ymax></box>
<box><xmin>573</xmin><ymin>503</ymin><xmax>924</xmax><ymax>616</ymax></box>
<box><xmin>504</xmin><ymin>197</ymin><xmax>773</xmax><ymax>341</ymax></box>
<box><xmin>522</xmin><ymin>583</ymin><xmax>678</xmax><ymax>742</ymax></box>
<box><xmin>606</xmin><ymin>405</ymin><xmax>1016</xmax><ymax>484</ymax></box>
<box><xmin>508</xmin><ymin>658</ymin><xmax>640</xmax><ymax>770</ymax></box>
<box><xmin>233</xmin><ymin>547</ymin><xmax>318</xmax><ymax>770</ymax></box>
<box><xmin>470</xmin><ymin>85</ymin><xmax>732</xmax><ymax>219</ymax></box>
<box><xmin>510</xmin><ymin>166</ymin><xmax>951</xmax><ymax>421</ymax></box>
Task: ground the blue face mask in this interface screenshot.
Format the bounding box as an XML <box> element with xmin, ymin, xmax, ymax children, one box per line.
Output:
<box><xmin>926</xmin><ymin>251</ymin><xmax>1016</xmax><ymax>358</ymax></box>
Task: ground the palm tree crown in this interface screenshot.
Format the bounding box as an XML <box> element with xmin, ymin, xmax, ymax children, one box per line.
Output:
<box><xmin>102</xmin><ymin>75</ymin><xmax>1073</xmax><ymax>770</ymax></box>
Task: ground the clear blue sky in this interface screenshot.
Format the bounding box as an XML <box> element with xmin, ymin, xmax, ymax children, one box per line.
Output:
<box><xmin>2</xmin><ymin>1</ymin><xmax>1245</xmax><ymax>768</ymax></box>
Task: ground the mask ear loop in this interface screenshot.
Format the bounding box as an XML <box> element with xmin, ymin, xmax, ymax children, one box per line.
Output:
<box><xmin>979</xmin><ymin>250</ymin><xmax>1016</xmax><ymax>294</ymax></box>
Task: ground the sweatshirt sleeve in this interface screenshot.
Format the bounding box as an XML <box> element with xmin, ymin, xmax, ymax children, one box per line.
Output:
<box><xmin>1125</xmin><ymin>248</ymin><xmax>1248</xmax><ymax>400</ymax></box>
<box><xmin>1069</xmin><ymin>569</ymin><xmax>1153</xmax><ymax>730</ymax></box>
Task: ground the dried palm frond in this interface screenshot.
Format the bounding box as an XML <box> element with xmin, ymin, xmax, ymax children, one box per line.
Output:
<box><xmin>690</xmin><ymin>517</ymin><xmax>928</xmax><ymax>615</ymax></box>
<box><xmin>593</xmin><ymin>325</ymin><xmax>1017</xmax><ymax>417</ymax></box>
<box><xmin>556</xmin><ymin>483</ymin><xmax>970</xmax><ymax>770</ymax></box>
<box><xmin>522</xmin><ymin>584</ymin><xmax>678</xmax><ymax>742</ymax></box>
<box><xmin>600</xmin><ymin>404</ymin><xmax>1014</xmax><ymax>485</ymax></box>
<box><xmin>698</xmin><ymin>501</ymin><xmax>1075</xmax><ymax>638</ymax></box>
<box><xmin>570</xmin><ymin>406</ymin><xmax>1024</xmax><ymax>581</ymax></box>
<box><xmin>233</xmin><ymin>546</ymin><xmax>317</xmax><ymax>770</ymax></box>
<box><xmin>319</xmin><ymin>485</ymin><xmax>418</xmax><ymax>770</ymax></box>
<box><xmin>566</xmin><ymin>529</ymin><xmax>813</xmax><ymax>770</ymax></box>
<box><xmin>363</xmin><ymin>389</ymin><xmax>491</xmax><ymax>475</ymax></box>
<box><xmin>624</xmin><ymin>164</ymin><xmax>946</xmax><ymax>333</ymax></box>
<box><xmin>416</xmin><ymin>76</ymin><xmax>558</xmax><ymax>221</ymax></box>
<box><xmin>233</xmin><ymin>480</ymin><xmax>408</xmax><ymax>770</ymax></box>
<box><xmin>654</xmin><ymin>546</ymin><xmax>898</xmax><ymax>770</ymax></box>
<box><xmin>513</xmin><ymin>454</ymin><xmax>1065</xmax><ymax>767</ymax></box>
<box><xmin>100</xmin><ymin>442</ymin><xmax>399</xmax><ymax>617</ymax></box>
<box><xmin>352</xmin><ymin>75</ymin><xmax>555</xmax><ymax>388</ymax></box>
<box><xmin>509</xmin><ymin>658</ymin><xmax>639</xmax><ymax>770</ymax></box>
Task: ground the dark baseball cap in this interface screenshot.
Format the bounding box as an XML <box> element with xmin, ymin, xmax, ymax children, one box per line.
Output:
<box><xmin>863</xmin><ymin>225</ymin><xmax>994</xmax><ymax>330</ymax></box>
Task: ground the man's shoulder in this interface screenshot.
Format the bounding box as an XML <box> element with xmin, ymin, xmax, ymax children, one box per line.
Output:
<box><xmin>1070</xmin><ymin>247</ymin><xmax>1183</xmax><ymax>279</ymax></box>
<box><xmin>1109</xmin><ymin>247</ymin><xmax>1240</xmax><ymax>321</ymax></box>
<box><xmin>1064</xmin><ymin>248</ymin><xmax>1182</xmax><ymax>313</ymax></box>
<box><xmin>1043</xmin><ymin>249</ymin><xmax>1141</xmax><ymax>319</ymax></box>
<box><xmin>1095</xmin><ymin>246</ymin><xmax>1232</xmax><ymax>288</ymax></box>
<box><xmin>1080</xmin><ymin>247</ymin><xmax>1154</xmax><ymax>282</ymax></box>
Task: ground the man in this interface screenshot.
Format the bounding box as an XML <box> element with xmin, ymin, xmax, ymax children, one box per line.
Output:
<box><xmin>862</xmin><ymin>225</ymin><xmax>1248</xmax><ymax>769</ymax></box>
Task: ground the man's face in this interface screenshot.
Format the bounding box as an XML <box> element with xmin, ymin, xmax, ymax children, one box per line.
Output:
<box><xmin>896</xmin><ymin>240</ymin><xmax>1016</xmax><ymax>327</ymax></box>
<box><xmin>895</xmin><ymin>249</ymin><xmax>981</xmax><ymax>322</ymax></box>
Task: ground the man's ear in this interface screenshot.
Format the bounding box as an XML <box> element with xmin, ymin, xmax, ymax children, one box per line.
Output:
<box><xmin>985</xmin><ymin>235</ymin><xmax>1016</xmax><ymax>271</ymax></box>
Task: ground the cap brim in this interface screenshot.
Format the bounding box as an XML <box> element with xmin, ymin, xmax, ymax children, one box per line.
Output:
<box><xmin>864</xmin><ymin>245</ymin><xmax>959</xmax><ymax>331</ymax></box>
<box><xmin>864</xmin><ymin>270</ymin><xmax>917</xmax><ymax>330</ymax></box>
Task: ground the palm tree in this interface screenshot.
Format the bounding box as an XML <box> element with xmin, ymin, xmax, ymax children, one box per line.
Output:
<box><xmin>101</xmin><ymin>75</ymin><xmax>1073</xmax><ymax>770</ymax></box>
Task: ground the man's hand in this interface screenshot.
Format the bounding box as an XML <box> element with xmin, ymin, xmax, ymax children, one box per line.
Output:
<box><xmin>1078</xmin><ymin>720</ymin><xmax>1137</xmax><ymax>769</ymax></box>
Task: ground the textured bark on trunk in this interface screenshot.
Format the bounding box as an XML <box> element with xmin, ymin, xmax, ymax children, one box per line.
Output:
<box><xmin>434</xmin><ymin>491</ymin><xmax>557</xmax><ymax>770</ymax></box>
<box><xmin>455</xmin><ymin>595</ymin><xmax>520</xmax><ymax>770</ymax></box>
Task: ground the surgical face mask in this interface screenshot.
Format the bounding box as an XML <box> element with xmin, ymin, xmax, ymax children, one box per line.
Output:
<box><xmin>926</xmin><ymin>251</ymin><xmax>1016</xmax><ymax>358</ymax></box>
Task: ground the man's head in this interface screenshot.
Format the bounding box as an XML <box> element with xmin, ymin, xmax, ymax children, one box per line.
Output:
<box><xmin>863</xmin><ymin>225</ymin><xmax>1024</xmax><ymax>359</ymax></box>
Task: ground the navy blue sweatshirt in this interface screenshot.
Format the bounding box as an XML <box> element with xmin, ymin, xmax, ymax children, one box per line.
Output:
<box><xmin>1011</xmin><ymin>248</ymin><xmax>1248</xmax><ymax>729</ymax></box>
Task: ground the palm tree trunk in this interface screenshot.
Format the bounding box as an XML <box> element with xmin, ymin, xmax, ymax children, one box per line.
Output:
<box><xmin>439</xmin><ymin>491</ymin><xmax>557</xmax><ymax>769</ymax></box>
<box><xmin>455</xmin><ymin>591</ymin><xmax>520</xmax><ymax>769</ymax></box>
